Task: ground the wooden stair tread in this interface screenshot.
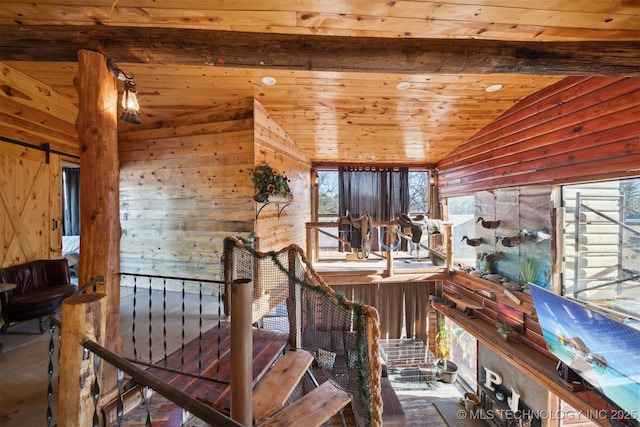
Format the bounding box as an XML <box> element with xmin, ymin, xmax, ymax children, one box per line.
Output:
<box><xmin>257</xmin><ymin>381</ymin><xmax>352</xmax><ymax>427</ymax></box>
<box><xmin>252</xmin><ymin>349</ymin><xmax>314</xmax><ymax>424</ymax></box>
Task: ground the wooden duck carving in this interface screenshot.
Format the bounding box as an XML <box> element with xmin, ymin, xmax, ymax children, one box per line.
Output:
<box><xmin>520</xmin><ymin>229</ymin><xmax>551</xmax><ymax>242</ymax></box>
<box><xmin>461</xmin><ymin>236</ymin><xmax>484</xmax><ymax>246</ymax></box>
<box><xmin>496</xmin><ymin>234</ymin><xmax>521</xmax><ymax>247</ymax></box>
<box><xmin>481</xmin><ymin>252</ymin><xmax>504</xmax><ymax>263</ymax></box>
<box><xmin>476</xmin><ymin>217</ymin><xmax>501</xmax><ymax>229</ymax></box>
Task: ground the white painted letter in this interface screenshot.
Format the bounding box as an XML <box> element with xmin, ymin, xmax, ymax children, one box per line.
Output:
<box><xmin>483</xmin><ymin>367</ymin><xmax>502</xmax><ymax>391</ymax></box>
<box><xmin>508</xmin><ymin>387</ymin><xmax>520</xmax><ymax>412</ymax></box>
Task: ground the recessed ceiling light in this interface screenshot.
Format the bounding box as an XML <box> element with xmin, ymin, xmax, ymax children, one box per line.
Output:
<box><xmin>396</xmin><ymin>82</ymin><xmax>411</xmax><ymax>90</ymax></box>
<box><xmin>486</xmin><ymin>84</ymin><xmax>503</xmax><ymax>92</ymax></box>
<box><xmin>261</xmin><ymin>76</ymin><xmax>277</xmax><ymax>86</ymax></box>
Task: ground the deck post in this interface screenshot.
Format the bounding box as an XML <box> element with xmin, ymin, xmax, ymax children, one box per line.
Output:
<box><xmin>385</xmin><ymin>225</ymin><xmax>394</xmax><ymax>277</ymax></box>
<box><xmin>231</xmin><ymin>278</ymin><xmax>253</xmax><ymax>426</ymax></box>
<box><xmin>58</xmin><ymin>293</ymin><xmax>107</xmax><ymax>427</ymax></box>
<box><xmin>444</xmin><ymin>222</ymin><xmax>453</xmax><ymax>270</ymax></box>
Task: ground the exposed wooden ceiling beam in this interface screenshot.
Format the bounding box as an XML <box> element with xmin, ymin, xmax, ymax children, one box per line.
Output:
<box><xmin>1</xmin><ymin>25</ymin><xmax>638</xmax><ymax>76</ymax></box>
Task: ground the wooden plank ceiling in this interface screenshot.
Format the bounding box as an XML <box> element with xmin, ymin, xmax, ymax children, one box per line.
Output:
<box><xmin>1</xmin><ymin>1</ymin><xmax>638</xmax><ymax>166</ymax></box>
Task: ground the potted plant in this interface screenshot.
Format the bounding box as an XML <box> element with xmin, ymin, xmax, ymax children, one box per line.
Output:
<box><xmin>434</xmin><ymin>324</ymin><xmax>459</xmax><ymax>383</ymax></box>
<box><xmin>249</xmin><ymin>162</ymin><xmax>292</xmax><ymax>203</ymax></box>
<box><xmin>520</xmin><ymin>257</ymin><xmax>539</xmax><ymax>286</ymax></box>
<box><xmin>497</xmin><ymin>321</ymin><xmax>514</xmax><ymax>341</ymax></box>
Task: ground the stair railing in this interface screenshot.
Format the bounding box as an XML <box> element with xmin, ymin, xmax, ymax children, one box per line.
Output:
<box><xmin>56</xmin><ymin>281</ymin><xmax>252</xmax><ymax>426</ymax></box>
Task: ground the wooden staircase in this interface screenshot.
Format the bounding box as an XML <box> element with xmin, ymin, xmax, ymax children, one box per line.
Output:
<box><xmin>253</xmin><ymin>349</ymin><xmax>352</xmax><ymax>427</ymax></box>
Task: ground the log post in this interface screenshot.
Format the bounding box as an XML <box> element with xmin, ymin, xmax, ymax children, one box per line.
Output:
<box><xmin>75</xmin><ymin>49</ymin><xmax>122</xmax><ymax>393</ymax></box>
<box><xmin>385</xmin><ymin>225</ymin><xmax>394</xmax><ymax>278</ymax></box>
<box><xmin>231</xmin><ymin>278</ymin><xmax>253</xmax><ymax>426</ymax></box>
<box><xmin>444</xmin><ymin>222</ymin><xmax>453</xmax><ymax>270</ymax></box>
<box><xmin>58</xmin><ymin>293</ymin><xmax>107</xmax><ymax>427</ymax></box>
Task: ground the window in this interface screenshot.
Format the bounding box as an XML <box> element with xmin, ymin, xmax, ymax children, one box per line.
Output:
<box><xmin>315</xmin><ymin>168</ymin><xmax>431</xmax><ymax>252</ymax></box>
<box><xmin>317</xmin><ymin>170</ymin><xmax>339</xmax><ymax>216</ymax></box>
<box><xmin>408</xmin><ymin>170</ymin><xmax>430</xmax><ymax>214</ymax></box>
<box><xmin>446</xmin><ymin>195</ymin><xmax>476</xmax><ymax>265</ymax></box>
<box><xmin>560</xmin><ymin>177</ymin><xmax>640</xmax><ymax>323</ymax></box>
<box><xmin>449</xmin><ymin>319</ymin><xmax>478</xmax><ymax>391</ymax></box>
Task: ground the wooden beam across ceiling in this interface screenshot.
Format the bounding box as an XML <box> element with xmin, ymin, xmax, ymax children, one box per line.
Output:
<box><xmin>1</xmin><ymin>25</ymin><xmax>639</xmax><ymax>76</ymax></box>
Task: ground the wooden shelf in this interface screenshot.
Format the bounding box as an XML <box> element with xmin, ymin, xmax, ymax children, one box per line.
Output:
<box><xmin>432</xmin><ymin>302</ymin><xmax>615</xmax><ymax>427</ymax></box>
<box><xmin>445</xmin><ymin>270</ymin><xmax>537</xmax><ymax>315</ymax></box>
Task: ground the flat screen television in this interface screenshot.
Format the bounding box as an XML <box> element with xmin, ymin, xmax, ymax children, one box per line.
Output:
<box><xmin>529</xmin><ymin>285</ymin><xmax>640</xmax><ymax>421</ymax></box>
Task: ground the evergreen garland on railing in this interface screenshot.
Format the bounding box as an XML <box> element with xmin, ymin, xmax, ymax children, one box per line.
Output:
<box><xmin>224</xmin><ymin>235</ymin><xmax>374</xmax><ymax>425</ymax></box>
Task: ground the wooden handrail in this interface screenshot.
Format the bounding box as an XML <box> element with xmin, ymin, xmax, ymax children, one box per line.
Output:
<box><xmin>305</xmin><ymin>219</ymin><xmax>453</xmax><ymax>277</ymax></box>
<box><xmin>83</xmin><ymin>340</ymin><xmax>242</xmax><ymax>427</ymax></box>
<box><xmin>58</xmin><ymin>290</ymin><xmax>244</xmax><ymax>427</ymax></box>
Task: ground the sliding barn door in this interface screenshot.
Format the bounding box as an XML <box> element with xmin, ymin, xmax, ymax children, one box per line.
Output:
<box><xmin>0</xmin><ymin>141</ymin><xmax>62</xmax><ymax>267</ymax></box>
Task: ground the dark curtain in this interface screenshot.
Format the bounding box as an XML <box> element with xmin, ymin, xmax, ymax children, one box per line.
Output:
<box><xmin>338</xmin><ymin>167</ymin><xmax>409</xmax><ymax>251</ymax></box>
<box><xmin>62</xmin><ymin>168</ymin><xmax>80</xmax><ymax>236</ymax></box>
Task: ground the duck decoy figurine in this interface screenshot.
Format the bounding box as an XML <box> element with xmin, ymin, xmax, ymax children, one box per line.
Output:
<box><xmin>481</xmin><ymin>252</ymin><xmax>504</xmax><ymax>263</ymax></box>
<box><xmin>520</xmin><ymin>229</ymin><xmax>551</xmax><ymax>242</ymax></box>
<box><xmin>461</xmin><ymin>236</ymin><xmax>484</xmax><ymax>246</ymax></box>
<box><xmin>496</xmin><ymin>234</ymin><xmax>521</xmax><ymax>247</ymax></box>
<box><xmin>476</xmin><ymin>217</ymin><xmax>501</xmax><ymax>229</ymax></box>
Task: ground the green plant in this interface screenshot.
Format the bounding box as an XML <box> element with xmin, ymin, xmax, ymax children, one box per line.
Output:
<box><xmin>497</xmin><ymin>321</ymin><xmax>513</xmax><ymax>335</ymax></box>
<box><xmin>520</xmin><ymin>257</ymin><xmax>539</xmax><ymax>285</ymax></box>
<box><xmin>435</xmin><ymin>323</ymin><xmax>458</xmax><ymax>360</ymax></box>
<box><xmin>249</xmin><ymin>162</ymin><xmax>291</xmax><ymax>201</ymax></box>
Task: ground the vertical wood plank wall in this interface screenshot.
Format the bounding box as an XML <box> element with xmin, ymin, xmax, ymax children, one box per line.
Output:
<box><xmin>437</xmin><ymin>76</ymin><xmax>640</xmax><ymax>197</ymax></box>
<box><xmin>253</xmin><ymin>99</ymin><xmax>311</xmax><ymax>251</ymax></box>
<box><xmin>118</xmin><ymin>98</ymin><xmax>310</xmax><ymax>290</ymax></box>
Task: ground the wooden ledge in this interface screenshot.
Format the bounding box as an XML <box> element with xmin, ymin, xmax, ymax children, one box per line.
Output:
<box><xmin>445</xmin><ymin>270</ymin><xmax>537</xmax><ymax>315</ymax></box>
<box><xmin>320</xmin><ymin>270</ymin><xmax>450</xmax><ymax>286</ymax></box>
<box><xmin>433</xmin><ymin>302</ymin><xmax>613</xmax><ymax>427</ymax></box>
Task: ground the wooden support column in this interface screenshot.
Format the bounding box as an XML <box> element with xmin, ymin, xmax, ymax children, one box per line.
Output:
<box><xmin>75</xmin><ymin>49</ymin><xmax>122</xmax><ymax>392</ymax></box>
<box><xmin>231</xmin><ymin>278</ymin><xmax>253</xmax><ymax>426</ymax></box>
<box><xmin>443</xmin><ymin>222</ymin><xmax>453</xmax><ymax>270</ymax></box>
<box><xmin>58</xmin><ymin>293</ymin><xmax>107</xmax><ymax>427</ymax></box>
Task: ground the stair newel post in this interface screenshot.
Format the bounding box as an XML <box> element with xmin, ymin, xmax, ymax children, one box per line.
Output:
<box><xmin>58</xmin><ymin>293</ymin><xmax>107</xmax><ymax>427</ymax></box>
<box><xmin>287</xmin><ymin>248</ymin><xmax>302</xmax><ymax>349</ymax></box>
<box><xmin>231</xmin><ymin>278</ymin><xmax>253</xmax><ymax>426</ymax></box>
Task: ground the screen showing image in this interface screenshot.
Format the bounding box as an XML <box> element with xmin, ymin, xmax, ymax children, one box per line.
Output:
<box><xmin>529</xmin><ymin>285</ymin><xmax>640</xmax><ymax>420</ymax></box>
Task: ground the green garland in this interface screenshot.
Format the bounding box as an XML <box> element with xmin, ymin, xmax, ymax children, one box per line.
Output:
<box><xmin>225</xmin><ymin>235</ymin><xmax>374</xmax><ymax>425</ymax></box>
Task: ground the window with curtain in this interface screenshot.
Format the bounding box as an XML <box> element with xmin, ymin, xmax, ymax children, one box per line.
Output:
<box><xmin>338</xmin><ymin>166</ymin><xmax>409</xmax><ymax>251</ymax></box>
<box><xmin>62</xmin><ymin>167</ymin><xmax>80</xmax><ymax>236</ymax></box>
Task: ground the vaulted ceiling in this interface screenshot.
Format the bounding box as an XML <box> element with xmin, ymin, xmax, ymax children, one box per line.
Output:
<box><xmin>1</xmin><ymin>1</ymin><xmax>638</xmax><ymax>166</ymax></box>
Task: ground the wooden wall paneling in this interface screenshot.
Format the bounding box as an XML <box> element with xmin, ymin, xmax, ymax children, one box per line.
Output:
<box><xmin>252</xmin><ymin>99</ymin><xmax>311</xmax><ymax>251</ymax></box>
<box><xmin>119</xmin><ymin>101</ymin><xmax>257</xmax><ymax>289</ymax></box>
<box><xmin>440</xmin><ymin>83</ymin><xmax>639</xmax><ymax>182</ymax></box>
<box><xmin>437</xmin><ymin>77</ymin><xmax>640</xmax><ymax>197</ymax></box>
<box><xmin>439</xmin><ymin>83</ymin><xmax>639</xmax><ymax>184</ymax></box>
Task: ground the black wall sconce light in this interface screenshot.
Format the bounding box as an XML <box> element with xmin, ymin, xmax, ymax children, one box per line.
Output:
<box><xmin>107</xmin><ymin>59</ymin><xmax>142</xmax><ymax>125</ymax></box>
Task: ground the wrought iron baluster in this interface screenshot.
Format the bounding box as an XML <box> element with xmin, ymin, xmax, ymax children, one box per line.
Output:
<box><xmin>132</xmin><ymin>276</ymin><xmax>138</xmax><ymax>361</ymax></box>
<box><xmin>198</xmin><ymin>281</ymin><xmax>203</xmax><ymax>375</ymax></box>
<box><xmin>148</xmin><ymin>277</ymin><xmax>153</xmax><ymax>363</ymax></box>
<box><xmin>163</xmin><ymin>279</ymin><xmax>168</xmax><ymax>366</ymax></box>
<box><xmin>182</xmin><ymin>408</ymin><xmax>190</xmax><ymax>426</ymax></box>
<box><xmin>116</xmin><ymin>369</ymin><xmax>124</xmax><ymax>426</ymax></box>
<box><xmin>181</xmin><ymin>285</ymin><xmax>186</xmax><ymax>370</ymax></box>
<box><xmin>144</xmin><ymin>386</ymin><xmax>153</xmax><ymax>427</ymax></box>
<box><xmin>92</xmin><ymin>353</ymin><xmax>101</xmax><ymax>427</ymax></box>
<box><xmin>217</xmin><ymin>282</ymin><xmax>222</xmax><ymax>380</ymax></box>
<box><xmin>46</xmin><ymin>323</ymin><xmax>56</xmax><ymax>427</ymax></box>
